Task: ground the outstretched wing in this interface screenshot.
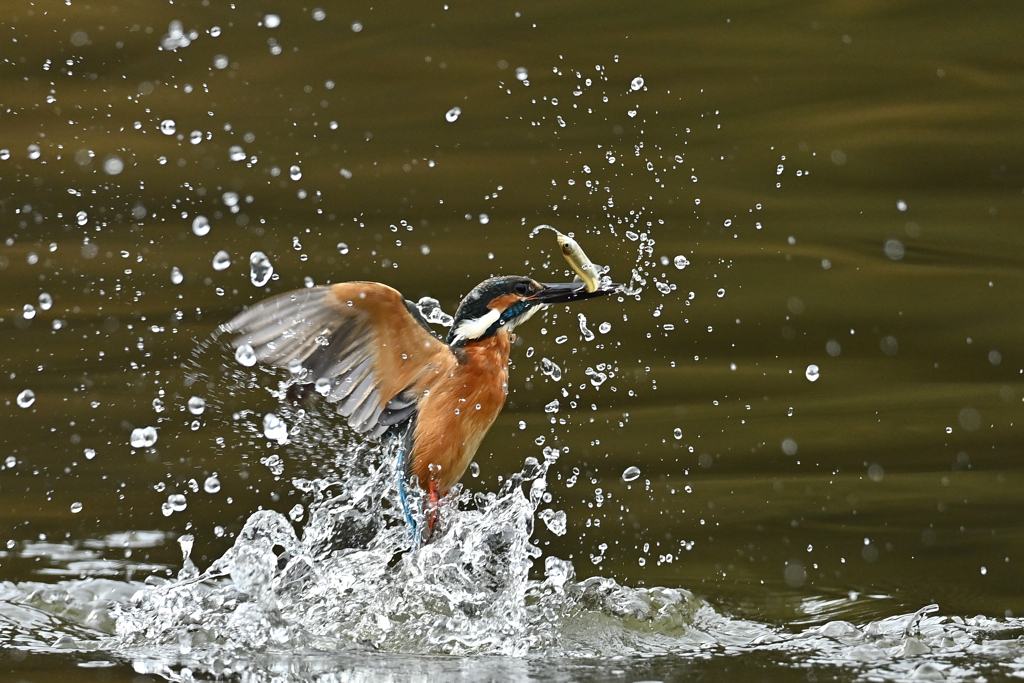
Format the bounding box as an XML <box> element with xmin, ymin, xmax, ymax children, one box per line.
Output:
<box><xmin>223</xmin><ymin>282</ymin><xmax>455</xmax><ymax>439</ymax></box>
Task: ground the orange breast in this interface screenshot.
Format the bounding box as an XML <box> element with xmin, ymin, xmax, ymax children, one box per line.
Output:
<box><xmin>411</xmin><ymin>330</ymin><xmax>511</xmax><ymax>493</ymax></box>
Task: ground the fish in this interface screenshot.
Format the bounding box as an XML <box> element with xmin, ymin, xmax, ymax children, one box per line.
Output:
<box><xmin>557</xmin><ymin>233</ymin><xmax>602</xmax><ymax>293</ymax></box>
<box><xmin>532</xmin><ymin>224</ymin><xmax>603</xmax><ymax>293</ymax></box>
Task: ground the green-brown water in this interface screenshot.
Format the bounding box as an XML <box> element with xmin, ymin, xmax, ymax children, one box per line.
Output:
<box><xmin>2</xmin><ymin>0</ymin><xmax>1024</xmax><ymax>680</ymax></box>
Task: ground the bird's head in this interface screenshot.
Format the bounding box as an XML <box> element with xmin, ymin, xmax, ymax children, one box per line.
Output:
<box><xmin>446</xmin><ymin>275</ymin><xmax>616</xmax><ymax>346</ymax></box>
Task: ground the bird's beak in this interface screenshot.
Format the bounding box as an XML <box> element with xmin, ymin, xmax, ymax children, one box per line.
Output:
<box><xmin>528</xmin><ymin>281</ymin><xmax>621</xmax><ymax>304</ymax></box>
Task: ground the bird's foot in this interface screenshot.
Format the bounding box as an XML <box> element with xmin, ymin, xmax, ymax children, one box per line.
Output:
<box><xmin>424</xmin><ymin>481</ymin><xmax>441</xmax><ymax>541</ymax></box>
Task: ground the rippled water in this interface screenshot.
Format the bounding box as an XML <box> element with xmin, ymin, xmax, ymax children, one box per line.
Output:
<box><xmin>3</xmin><ymin>371</ymin><xmax>1024</xmax><ymax>681</ymax></box>
<box><xmin>3</xmin><ymin>0</ymin><xmax>1024</xmax><ymax>680</ymax></box>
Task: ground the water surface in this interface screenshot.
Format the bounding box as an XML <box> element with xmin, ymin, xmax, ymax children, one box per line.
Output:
<box><xmin>2</xmin><ymin>0</ymin><xmax>1023</xmax><ymax>680</ymax></box>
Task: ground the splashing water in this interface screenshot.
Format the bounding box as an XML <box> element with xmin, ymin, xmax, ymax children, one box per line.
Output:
<box><xmin>3</xmin><ymin>335</ymin><xmax>1016</xmax><ymax>682</ymax></box>
<box><xmin>249</xmin><ymin>251</ymin><xmax>274</xmax><ymax>287</ymax></box>
<box><xmin>43</xmin><ymin>448</ymin><xmax>1014</xmax><ymax>683</ymax></box>
<box><xmin>115</xmin><ymin>442</ymin><xmax>673</xmax><ymax>660</ymax></box>
<box><xmin>414</xmin><ymin>296</ymin><xmax>454</xmax><ymax>328</ymax></box>
<box><xmin>0</xmin><ymin>408</ymin><xmax>1020</xmax><ymax>682</ymax></box>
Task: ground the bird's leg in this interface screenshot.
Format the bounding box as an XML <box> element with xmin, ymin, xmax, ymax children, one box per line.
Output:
<box><xmin>425</xmin><ymin>480</ymin><xmax>441</xmax><ymax>537</ymax></box>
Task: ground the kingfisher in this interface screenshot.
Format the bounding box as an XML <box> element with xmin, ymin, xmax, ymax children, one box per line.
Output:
<box><xmin>223</xmin><ymin>274</ymin><xmax>618</xmax><ymax>528</ymax></box>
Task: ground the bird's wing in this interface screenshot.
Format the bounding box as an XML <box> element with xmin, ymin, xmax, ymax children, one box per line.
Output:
<box><xmin>223</xmin><ymin>282</ymin><xmax>455</xmax><ymax>439</ymax></box>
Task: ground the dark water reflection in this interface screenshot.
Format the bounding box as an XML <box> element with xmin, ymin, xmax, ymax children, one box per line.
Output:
<box><xmin>2</xmin><ymin>0</ymin><xmax>1023</xmax><ymax>679</ymax></box>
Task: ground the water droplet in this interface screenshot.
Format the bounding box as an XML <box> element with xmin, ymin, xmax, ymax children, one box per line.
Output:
<box><xmin>445</xmin><ymin>106</ymin><xmax>461</xmax><ymax>122</ymax></box>
<box><xmin>263</xmin><ymin>13</ymin><xmax>281</xmax><ymax>28</ymax></box>
<box><xmin>599</xmin><ymin>322</ymin><xmax>611</xmax><ymax>334</ymax></box>
<box><xmin>630</xmin><ymin>76</ymin><xmax>644</xmax><ymax>91</ymax></box>
<box><xmin>203</xmin><ymin>475</ymin><xmax>221</xmax><ymax>494</ymax></box>
<box><xmin>212</xmin><ymin>250</ymin><xmax>231</xmax><ymax>271</ymax></box>
<box><xmin>622</xmin><ymin>466</ymin><xmax>641</xmax><ymax>482</ymax></box>
<box><xmin>312</xmin><ymin>8</ymin><xmax>326</xmax><ymax>21</ymax></box>
<box><xmin>0</xmin><ymin>149</ymin><xmax>9</xmax><ymax>160</ymax></box>
<box><xmin>478</xmin><ymin>213</ymin><xmax>489</xmax><ymax>225</ymax></box>
<box><xmin>235</xmin><ymin>344</ymin><xmax>257</xmax><ymax>367</ymax></box>
<box><xmin>897</xmin><ymin>199</ymin><xmax>908</xmax><ymax>212</ymax></box>
<box><xmin>16</xmin><ymin>390</ymin><xmax>35</xmax><ymax>408</ymax></box>
<box><xmin>263</xmin><ymin>412</ymin><xmax>288</xmax><ymax>443</ymax></box>
<box><xmin>880</xmin><ymin>335</ymin><xmax>899</xmax><ymax>357</ymax></box>
<box><xmin>249</xmin><ymin>251</ymin><xmax>273</xmax><ymax>286</ymax></box>
<box><xmin>805</xmin><ymin>364</ymin><xmax>819</xmax><ymax>382</ymax></box>
<box><xmin>213</xmin><ymin>54</ymin><xmax>229</xmax><ymax>69</ymax></box>
<box><xmin>130</xmin><ymin>426</ymin><xmax>158</xmax><ymax>448</ymax></box>
<box><xmin>538</xmin><ymin>509</ymin><xmax>567</xmax><ymax>536</ymax></box>
<box><xmin>84</xmin><ymin>448</ymin><xmax>96</xmax><ymax>460</ymax></box>
<box><xmin>351</xmin><ymin>21</ymin><xmax>363</xmax><ymax>32</ymax></box>
<box><xmin>578</xmin><ymin>313</ymin><xmax>595</xmax><ymax>342</ymax></box>
<box><xmin>187</xmin><ymin>396</ymin><xmax>206</xmax><ymax>415</ymax></box>
<box><xmin>717</xmin><ymin>288</ymin><xmax>725</xmax><ymax>298</ymax></box>
<box><xmin>228</xmin><ymin>145</ymin><xmax>245</xmax><ymax>162</ymax></box>
<box><xmin>289</xmin><ymin>165</ymin><xmax>302</xmax><ymax>181</ymax></box>
<box><xmin>544</xmin><ymin>399</ymin><xmax>560</xmax><ymax>414</ymax></box>
<box><xmin>884</xmin><ymin>239</ymin><xmax>905</xmax><ymax>261</ymax></box>
<box><xmin>77</xmin><ymin>210</ymin><xmax>88</xmax><ymax>226</ymax></box>
<box><xmin>784</xmin><ymin>560</ymin><xmax>806</xmax><ymax>588</ymax></box>
<box><xmin>515</xmin><ymin>66</ymin><xmax>528</xmax><ymax>81</ymax></box>
<box><xmin>781</xmin><ymin>438</ymin><xmax>798</xmax><ymax>456</ymax></box>
<box><xmin>168</xmin><ymin>494</ymin><xmax>187</xmax><ymax>512</ymax></box>
<box><xmin>170</xmin><ymin>266</ymin><xmax>184</xmax><ymax>284</ymax></box>
<box><xmin>585</xmin><ymin>367</ymin><xmax>607</xmax><ymax>388</ymax></box>
<box><xmin>190</xmin><ymin>130</ymin><xmax>203</xmax><ymax>144</ymax></box>
<box><xmin>673</xmin><ymin>427</ymin><xmax>683</xmax><ymax>440</ymax></box>
<box><xmin>192</xmin><ymin>216</ymin><xmax>211</xmax><ymax>236</ymax></box>
<box><xmin>160</xmin><ymin>119</ymin><xmax>176</xmax><ymax>135</ymax></box>
<box><xmin>337</xmin><ymin>242</ymin><xmax>349</xmax><ymax>255</ymax></box>
<box><xmin>103</xmin><ymin>155</ymin><xmax>124</xmax><ymax>175</ymax></box>
<box><xmin>22</xmin><ymin>304</ymin><xmax>36</xmax><ymax>320</ymax></box>
<box><xmin>518</xmin><ymin>420</ymin><xmax>527</xmax><ymax>430</ymax></box>
<box><xmin>27</xmin><ymin>144</ymin><xmax>41</xmax><ymax>160</ymax></box>
<box><xmin>222</xmin><ymin>191</ymin><xmax>239</xmax><ymax>208</ymax></box>
<box><xmin>540</xmin><ymin>358</ymin><xmax>562</xmax><ymax>381</ymax></box>
<box><xmin>674</xmin><ymin>255</ymin><xmax>689</xmax><ymax>269</ymax></box>
<box><xmin>826</xmin><ymin>340</ymin><xmax>841</xmax><ymax>357</ymax></box>
<box><xmin>469</xmin><ymin>462</ymin><xmax>480</xmax><ymax>477</ymax></box>
<box><xmin>37</xmin><ymin>293</ymin><xmax>52</xmax><ymax>311</ymax></box>
<box><xmin>70</xmin><ymin>502</ymin><xmax>83</xmax><ymax>514</ymax></box>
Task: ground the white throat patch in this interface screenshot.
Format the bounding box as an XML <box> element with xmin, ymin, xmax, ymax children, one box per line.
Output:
<box><xmin>451</xmin><ymin>308</ymin><xmax>501</xmax><ymax>343</ymax></box>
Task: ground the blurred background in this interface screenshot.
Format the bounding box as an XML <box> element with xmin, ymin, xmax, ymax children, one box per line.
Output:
<box><xmin>1</xmin><ymin>0</ymin><xmax>1023</xmax><ymax>672</ymax></box>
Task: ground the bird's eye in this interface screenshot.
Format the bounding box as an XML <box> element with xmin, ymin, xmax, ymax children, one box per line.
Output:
<box><xmin>514</xmin><ymin>281</ymin><xmax>530</xmax><ymax>295</ymax></box>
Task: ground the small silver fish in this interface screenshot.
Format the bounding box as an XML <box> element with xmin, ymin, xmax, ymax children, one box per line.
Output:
<box><xmin>556</xmin><ymin>232</ymin><xmax>602</xmax><ymax>293</ymax></box>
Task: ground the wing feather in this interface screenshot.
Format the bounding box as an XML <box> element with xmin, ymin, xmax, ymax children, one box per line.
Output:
<box><xmin>224</xmin><ymin>283</ymin><xmax>454</xmax><ymax>438</ymax></box>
